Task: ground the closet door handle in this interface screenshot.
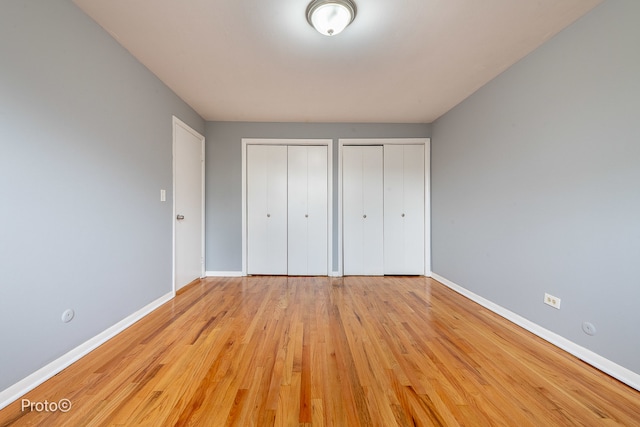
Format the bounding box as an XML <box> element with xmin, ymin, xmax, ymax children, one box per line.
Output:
<box><xmin>363</xmin><ymin>214</ymin><xmax>367</xmax><ymax>219</ymax></box>
<box><xmin>401</xmin><ymin>213</ymin><xmax>405</xmax><ymax>217</ymax></box>
<box><xmin>305</xmin><ymin>214</ymin><xmax>308</xmax><ymax>218</ymax></box>
<box><xmin>267</xmin><ymin>213</ymin><xmax>271</xmax><ymax>218</ymax></box>
<box><xmin>176</xmin><ymin>214</ymin><xmax>185</xmax><ymax>220</ymax></box>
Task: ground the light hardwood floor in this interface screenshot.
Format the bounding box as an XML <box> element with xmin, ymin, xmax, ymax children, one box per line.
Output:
<box><xmin>1</xmin><ymin>276</ymin><xmax>639</xmax><ymax>426</ymax></box>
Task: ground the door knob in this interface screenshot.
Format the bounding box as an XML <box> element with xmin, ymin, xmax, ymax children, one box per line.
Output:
<box><xmin>305</xmin><ymin>214</ymin><xmax>308</xmax><ymax>218</ymax></box>
<box><xmin>363</xmin><ymin>214</ymin><xmax>367</xmax><ymax>219</ymax></box>
<box><xmin>176</xmin><ymin>214</ymin><xmax>185</xmax><ymax>220</ymax></box>
<box><xmin>401</xmin><ymin>213</ymin><xmax>405</xmax><ymax>217</ymax></box>
<box><xmin>267</xmin><ymin>214</ymin><xmax>271</xmax><ymax>218</ymax></box>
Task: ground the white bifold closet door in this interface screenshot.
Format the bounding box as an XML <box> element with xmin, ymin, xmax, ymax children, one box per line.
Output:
<box><xmin>247</xmin><ymin>145</ymin><xmax>288</xmax><ymax>275</ymax></box>
<box><xmin>343</xmin><ymin>145</ymin><xmax>384</xmax><ymax>275</ymax></box>
<box><xmin>384</xmin><ymin>144</ymin><xmax>425</xmax><ymax>275</ymax></box>
<box><xmin>288</xmin><ymin>146</ymin><xmax>328</xmax><ymax>275</ymax></box>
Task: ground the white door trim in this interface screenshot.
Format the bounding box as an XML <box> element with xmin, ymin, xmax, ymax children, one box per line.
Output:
<box><xmin>338</xmin><ymin>138</ymin><xmax>431</xmax><ymax>277</ymax></box>
<box><xmin>172</xmin><ymin>116</ymin><xmax>205</xmax><ymax>293</ymax></box>
<box><xmin>241</xmin><ymin>138</ymin><xmax>333</xmax><ymax>276</ymax></box>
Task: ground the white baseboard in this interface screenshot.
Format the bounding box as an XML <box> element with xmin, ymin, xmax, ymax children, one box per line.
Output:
<box><xmin>0</xmin><ymin>291</ymin><xmax>174</xmax><ymax>410</ymax></box>
<box><xmin>205</xmin><ymin>271</ymin><xmax>345</xmax><ymax>278</ymax></box>
<box><xmin>328</xmin><ymin>272</ymin><xmax>431</xmax><ymax>278</ymax></box>
<box><xmin>205</xmin><ymin>271</ymin><xmax>243</xmax><ymax>277</ymax></box>
<box><xmin>431</xmin><ymin>273</ymin><xmax>640</xmax><ymax>392</ymax></box>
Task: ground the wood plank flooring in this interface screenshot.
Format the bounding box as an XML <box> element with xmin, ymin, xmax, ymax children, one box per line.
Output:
<box><xmin>1</xmin><ymin>276</ymin><xmax>639</xmax><ymax>426</ymax></box>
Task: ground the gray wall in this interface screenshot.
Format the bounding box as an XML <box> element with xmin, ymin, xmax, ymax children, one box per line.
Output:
<box><xmin>0</xmin><ymin>1</ymin><xmax>204</xmax><ymax>390</ymax></box>
<box><xmin>205</xmin><ymin>122</ymin><xmax>431</xmax><ymax>272</ymax></box>
<box><xmin>431</xmin><ymin>0</ymin><xmax>640</xmax><ymax>374</ymax></box>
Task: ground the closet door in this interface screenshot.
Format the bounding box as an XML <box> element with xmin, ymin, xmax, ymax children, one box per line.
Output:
<box><xmin>384</xmin><ymin>144</ymin><xmax>424</xmax><ymax>275</ymax></box>
<box><xmin>343</xmin><ymin>146</ymin><xmax>384</xmax><ymax>275</ymax></box>
<box><xmin>247</xmin><ymin>145</ymin><xmax>288</xmax><ymax>274</ymax></box>
<box><xmin>288</xmin><ymin>146</ymin><xmax>328</xmax><ymax>275</ymax></box>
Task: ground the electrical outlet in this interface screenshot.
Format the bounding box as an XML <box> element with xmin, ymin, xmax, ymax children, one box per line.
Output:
<box><xmin>544</xmin><ymin>293</ymin><xmax>561</xmax><ymax>309</ymax></box>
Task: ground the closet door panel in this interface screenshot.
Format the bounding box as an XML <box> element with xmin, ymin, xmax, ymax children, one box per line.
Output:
<box><xmin>288</xmin><ymin>146</ymin><xmax>328</xmax><ymax>276</ymax></box>
<box><xmin>265</xmin><ymin>146</ymin><xmax>289</xmax><ymax>274</ymax></box>
<box><xmin>306</xmin><ymin>146</ymin><xmax>328</xmax><ymax>275</ymax></box>
<box><xmin>384</xmin><ymin>144</ymin><xmax>424</xmax><ymax>275</ymax></box>
<box><xmin>247</xmin><ymin>146</ymin><xmax>268</xmax><ymax>274</ymax></box>
<box><xmin>287</xmin><ymin>146</ymin><xmax>308</xmax><ymax>275</ymax></box>
<box><xmin>343</xmin><ymin>145</ymin><xmax>383</xmax><ymax>275</ymax></box>
<box><xmin>247</xmin><ymin>145</ymin><xmax>288</xmax><ymax>275</ymax></box>
<box><xmin>342</xmin><ymin>146</ymin><xmax>364</xmax><ymax>275</ymax></box>
<box><xmin>362</xmin><ymin>147</ymin><xmax>384</xmax><ymax>275</ymax></box>
<box><xmin>403</xmin><ymin>145</ymin><xmax>425</xmax><ymax>274</ymax></box>
<box><xmin>383</xmin><ymin>145</ymin><xmax>405</xmax><ymax>274</ymax></box>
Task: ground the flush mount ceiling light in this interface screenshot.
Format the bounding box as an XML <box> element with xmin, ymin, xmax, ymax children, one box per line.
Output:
<box><xmin>306</xmin><ymin>0</ymin><xmax>357</xmax><ymax>36</ymax></box>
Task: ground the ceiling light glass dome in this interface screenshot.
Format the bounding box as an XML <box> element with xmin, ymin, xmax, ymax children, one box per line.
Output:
<box><xmin>306</xmin><ymin>0</ymin><xmax>357</xmax><ymax>36</ymax></box>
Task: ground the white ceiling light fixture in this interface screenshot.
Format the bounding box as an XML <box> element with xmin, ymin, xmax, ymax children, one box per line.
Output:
<box><xmin>306</xmin><ymin>0</ymin><xmax>357</xmax><ymax>36</ymax></box>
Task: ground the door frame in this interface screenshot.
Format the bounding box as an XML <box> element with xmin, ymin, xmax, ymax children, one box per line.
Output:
<box><xmin>338</xmin><ymin>138</ymin><xmax>431</xmax><ymax>277</ymax></box>
<box><xmin>241</xmin><ymin>138</ymin><xmax>333</xmax><ymax>276</ymax></box>
<box><xmin>172</xmin><ymin>116</ymin><xmax>205</xmax><ymax>294</ymax></box>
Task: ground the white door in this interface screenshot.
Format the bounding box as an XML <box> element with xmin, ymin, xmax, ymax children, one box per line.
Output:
<box><xmin>343</xmin><ymin>146</ymin><xmax>384</xmax><ymax>275</ymax></box>
<box><xmin>288</xmin><ymin>146</ymin><xmax>328</xmax><ymax>275</ymax></box>
<box><xmin>384</xmin><ymin>144</ymin><xmax>425</xmax><ymax>275</ymax></box>
<box><xmin>174</xmin><ymin>118</ymin><xmax>204</xmax><ymax>291</ymax></box>
<box><xmin>247</xmin><ymin>145</ymin><xmax>288</xmax><ymax>274</ymax></box>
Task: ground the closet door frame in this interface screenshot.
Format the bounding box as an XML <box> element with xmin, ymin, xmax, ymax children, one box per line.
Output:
<box><xmin>338</xmin><ymin>138</ymin><xmax>431</xmax><ymax>277</ymax></box>
<box><xmin>241</xmin><ymin>138</ymin><xmax>333</xmax><ymax>276</ymax></box>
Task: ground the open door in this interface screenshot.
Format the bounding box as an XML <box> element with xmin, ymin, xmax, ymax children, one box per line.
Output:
<box><xmin>173</xmin><ymin>117</ymin><xmax>205</xmax><ymax>292</ymax></box>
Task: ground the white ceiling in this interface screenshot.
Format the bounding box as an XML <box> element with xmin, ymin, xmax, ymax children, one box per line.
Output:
<box><xmin>72</xmin><ymin>0</ymin><xmax>602</xmax><ymax>123</ymax></box>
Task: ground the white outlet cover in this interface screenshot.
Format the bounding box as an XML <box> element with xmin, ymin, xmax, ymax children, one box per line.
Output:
<box><xmin>544</xmin><ymin>293</ymin><xmax>561</xmax><ymax>309</ymax></box>
<box><xmin>61</xmin><ymin>309</ymin><xmax>75</xmax><ymax>323</ymax></box>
